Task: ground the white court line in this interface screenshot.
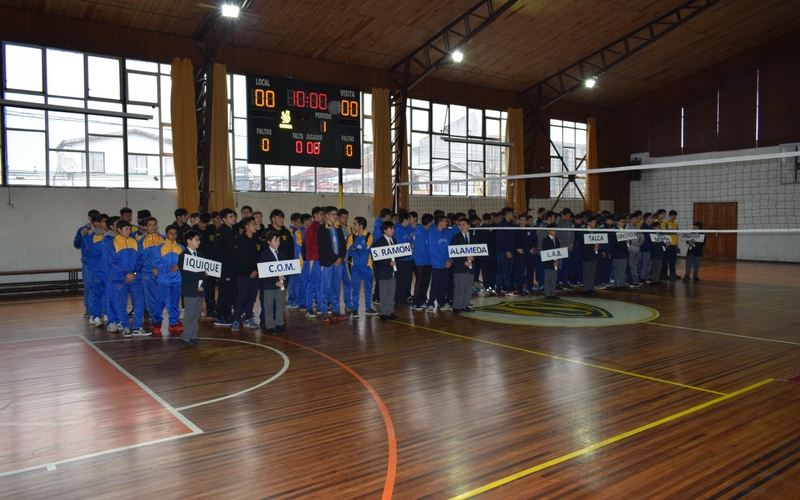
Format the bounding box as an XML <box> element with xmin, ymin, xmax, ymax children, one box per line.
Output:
<box><xmin>648</xmin><ymin>322</ymin><xmax>800</xmax><ymax>346</ymax></box>
<box><xmin>0</xmin><ymin>296</ymin><xmax>78</xmax><ymax>306</ymax></box>
<box><xmin>79</xmin><ymin>336</ymin><xmax>202</xmax><ymax>433</ymax></box>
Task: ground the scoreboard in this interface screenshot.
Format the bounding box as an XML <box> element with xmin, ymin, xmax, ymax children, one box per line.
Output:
<box><xmin>246</xmin><ymin>74</ymin><xmax>362</xmax><ymax>168</ymax></box>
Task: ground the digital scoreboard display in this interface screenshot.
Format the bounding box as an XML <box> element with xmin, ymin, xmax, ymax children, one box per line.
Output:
<box><xmin>246</xmin><ymin>75</ymin><xmax>362</xmax><ymax>168</ymax></box>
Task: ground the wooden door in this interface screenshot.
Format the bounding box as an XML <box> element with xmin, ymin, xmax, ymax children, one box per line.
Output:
<box><xmin>693</xmin><ymin>202</ymin><xmax>737</xmax><ymax>259</ymax></box>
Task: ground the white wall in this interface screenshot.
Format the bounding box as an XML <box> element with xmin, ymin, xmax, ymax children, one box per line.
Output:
<box><xmin>629</xmin><ymin>146</ymin><xmax>800</xmax><ymax>262</ymax></box>
<box><xmin>0</xmin><ymin>187</ymin><xmax>375</xmax><ymax>279</ymax></box>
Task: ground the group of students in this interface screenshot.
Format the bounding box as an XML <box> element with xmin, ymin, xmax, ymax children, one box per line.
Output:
<box><xmin>75</xmin><ymin>203</ymin><xmax>705</xmax><ymax>341</ymax></box>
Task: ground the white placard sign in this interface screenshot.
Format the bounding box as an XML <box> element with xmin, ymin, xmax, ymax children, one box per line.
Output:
<box><xmin>370</xmin><ymin>242</ymin><xmax>413</xmax><ymax>261</ymax></box>
<box><xmin>616</xmin><ymin>231</ymin><xmax>638</xmax><ymax>241</ymax></box>
<box><xmin>182</xmin><ymin>254</ymin><xmax>222</xmax><ymax>277</ymax></box>
<box><xmin>258</xmin><ymin>259</ymin><xmax>302</xmax><ymax>278</ymax></box>
<box><xmin>680</xmin><ymin>232</ymin><xmax>706</xmax><ymax>242</ymax></box>
<box><xmin>584</xmin><ymin>233</ymin><xmax>608</xmax><ymax>244</ymax></box>
<box><xmin>448</xmin><ymin>244</ymin><xmax>489</xmax><ymax>258</ymax></box>
<box><xmin>541</xmin><ymin>247</ymin><xmax>569</xmax><ymax>262</ymax></box>
<box><xmin>649</xmin><ymin>234</ymin><xmax>672</xmax><ymax>244</ymax></box>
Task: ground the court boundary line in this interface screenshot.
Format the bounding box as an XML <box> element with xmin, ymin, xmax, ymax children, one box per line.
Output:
<box><xmin>449</xmin><ymin>378</ymin><xmax>773</xmax><ymax>499</ymax></box>
<box><xmin>648</xmin><ymin>322</ymin><xmax>800</xmax><ymax>346</ymax></box>
<box><xmin>393</xmin><ymin>321</ymin><xmax>726</xmax><ymax>396</ymax></box>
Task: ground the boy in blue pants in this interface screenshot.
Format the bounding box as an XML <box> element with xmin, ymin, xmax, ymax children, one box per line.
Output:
<box><xmin>347</xmin><ymin>217</ymin><xmax>375</xmax><ymax>318</ymax></box>
<box><xmin>156</xmin><ymin>225</ymin><xmax>185</xmax><ymax>335</ymax></box>
<box><xmin>108</xmin><ymin>220</ymin><xmax>150</xmax><ymax>337</ymax></box>
<box><xmin>138</xmin><ymin>217</ymin><xmax>166</xmax><ymax>334</ymax></box>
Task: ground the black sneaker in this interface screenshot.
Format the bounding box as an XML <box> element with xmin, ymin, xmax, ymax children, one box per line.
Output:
<box><xmin>380</xmin><ymin>315</ymin><xmax>389</xmax><ymax>321</ymax></box>
<box><xmin>276</xmin><ymin>325</ymin><xmax>287</xmax><ymax>334</ymax></box>
<box><xmin>189</xmin><ymin>338</ymin><xmax>206</xmax><ymax>345</ymax></box>
<box><xmin>266</xmin><ymin>328</ymin><xmax>278</xmax><ymax>335</ymax></box>
<box><xmin>178</xmin><ymin>339</ymin><xmax>190</xmax><ymax>349</ymax></box>
<box><xmin>388</xmin><ymin>313</ymin><xmax>398</xmax><ymax>320</ymax></box>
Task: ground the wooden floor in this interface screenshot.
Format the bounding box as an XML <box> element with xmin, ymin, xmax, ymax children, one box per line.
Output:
<box><xmin>2</xmin><ymin>261</ymin><xmax>800</xmax><ymax>499</ymax></box>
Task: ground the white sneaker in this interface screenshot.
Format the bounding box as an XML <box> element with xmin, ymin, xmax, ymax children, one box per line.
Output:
<box><xmin>132</xmin><ymin>328</ymin><xmax>152</xmax><ymax>337</ymax></box>
<box><xmin>107</xmin><ymin>322</ymin><xmax>120</xmax><ymax>333</ymax></box>
<box><xmin>179</xmin><ymin>308</ymin><xmax>185</xmax><ymax>320</ymax></box>
<box><xmin>439</xmin><ymin>304</ymin><xmax>452</xmax><ymax>311</ymax></box>
<box><xmin>122</xmin><ymin>328</ymin><xmax>133</xmax><ymax>338</ymax></box>
<box><xmin>88</xmin><ymin>317</ymin><xmax>94</xmax><ymax>325</ymax></box>
<box><xmin>427</xmin><ymin>306</ymin><xmax>434</xmax><ymax>313</ymax></box>
<box><xmin>92</xmin><ymin>317</ymin><xmax>103</xmax><ymax>327</ymax></box>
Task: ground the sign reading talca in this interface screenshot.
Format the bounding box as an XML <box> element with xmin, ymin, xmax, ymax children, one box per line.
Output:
<box><xmin>258</xmin><ymin>259</ymin><xmax>302</xmax><ymax>278</ymax></box>
<box><xmin>182</xmin><ymin>254</ymin><xmax>222</xmax><ymax>277</ymax></box>
<box><xmin>448</xmin><ymin>244</ymin><xmax>489</xmax><ymax>258</ymax></box>
<box><xmin>370</xmin><ymin>243</ymin><xmax>413</xmax><ymax>261</ymax></box>
<box><xmin>541</xmin><ymin>247</ymin><xmax>569</xmax><ymax>262</ymax></box>
<box><xmin>584</xmin><ymin>233</ymin><xmax>608</xmax><ymax>244</ymax></box>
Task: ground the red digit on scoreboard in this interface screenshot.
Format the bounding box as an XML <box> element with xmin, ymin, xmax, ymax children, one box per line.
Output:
<box><xmin>295</xmin><ymin>140</ymin><xmax>303</xmax><ymax>154</ymax></box>
<box><xmin>287</xmin><ymin>90</ymin><xmax>295</xmax><ymax>107</ymax></box>
<box><xmin>319</xmin><ymin>94</ymin><xmax>327</xmax><ymax>110</ymax></box>
<box><xmin>310</xmin><ymin>92</ymin><xmax>318</xmax><ymax>109</ymax></box>
<box><xmin>296</xmin><ymin>91</ymin><xmax>305</xmax><ymax>108</ymax></box>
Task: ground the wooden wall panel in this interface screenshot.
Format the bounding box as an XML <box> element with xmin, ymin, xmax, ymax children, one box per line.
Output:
<box><xmin>758</xmin><ymin>43</ymin><xmax>800</xmax><ymax>147</ymax></box>
<box><xmin>683</xmin><ymin>87</ymin><xmax>718</xmax><ymax>155</ymax></box>
<box><xmin>717</xmin><ymin>65</ymin><xmax>757</xmax><ymax>151</ymax></box>
<box><xmin>649</xmin><ymin>106</ymin><xmax>682</xmax><ymax>157</ymax></box>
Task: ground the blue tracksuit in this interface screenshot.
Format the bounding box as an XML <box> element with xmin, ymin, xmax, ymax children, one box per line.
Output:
<box><xmin>108</xmin><ymin>235</ymin><xmax>144</xmax><ymax>330</ymax></box>
<box><xmin>429</xmin><ymin>226</ymin><xmax>454</xmax><ymax>307</ymax></box>
<box><xmin>139</xmin><ymin>233</ymin><xmax>166</xmax><ymax>322</ymax></box>
<box><xmin>347</xmin><ymin>231</ymin><xmax>374</xmax><ymax>310</ymax></box>
<box><xmin>84</xmin><ymin>229</ymin><xmax>110</xmax><ymax>320</ymax></box>
<box><xmin>156</xmin><ymin>240</ymin><xmax>185</xmax><ymax>325</ymax></box>
<box><xmin>75</xmin><ymin>223</ymin><xmax>93</xmax><ymax>312</ymax></box>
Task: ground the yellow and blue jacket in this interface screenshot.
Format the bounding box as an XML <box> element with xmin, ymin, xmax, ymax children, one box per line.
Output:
<box><xmin>347</xmin><ymin>231</ymin><xmax>373</xmax><ymax>268</ymax></box>
<box><xmin>84</xmin><ymin>230</ymin><xmax>113</xmax><ymax>275</ymax></box>
<box><xmin>139</xmin><ymin>233</ymin><xmax>167</xmax><ymax>274</ymax></box>
<box><xmin>109</xmin><ymin>235</ymin><xmax>142</xmax><ymax>282</ymax></box>
<box><xmin>156</xmin><ymin>240</ymin><xmax>185</xmax><ymax>285</ymax></box>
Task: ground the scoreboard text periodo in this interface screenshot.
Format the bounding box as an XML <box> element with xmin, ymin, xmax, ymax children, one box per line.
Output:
<box><xmin>246</xmin><ymin>75</ymin><xmax>362</xmax><ymax>168</ymax></box>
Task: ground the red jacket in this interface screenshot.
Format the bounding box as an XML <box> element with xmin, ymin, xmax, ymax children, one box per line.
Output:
<box><xmin>305</xmin><ymin>220</ymin><xmax>320</xmax><ymax>261</ymax></box>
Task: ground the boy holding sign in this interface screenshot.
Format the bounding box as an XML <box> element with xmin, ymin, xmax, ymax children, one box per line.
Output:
<box><xmin>259</xmin><ymin>231</ymin><xmax>288</xmax><ymax>334</ymax></box>
<box><xmin>371</xmin><ymin>221</ymin><xmax>399</xmax><ymax>321</ymax></box>
<box><xmin>683</xmin><ymin>222</ymin><xmax>705</xmax><ymax>281</ymax></box>
<box><xmin>541</xmin><ymin>224</ymin><xmax>563</xmax><ymax>300</ymax></box>
<box><xmin>450</xmin><ymin>218</ymin><xmax>475</xmax><ymax>313</ymax></box>
<box><xmin>178</xmin><ymin>230</ymin><xmax>207</xmax><ymax>349</ymax></box>
<box><xmin>648</xmin><ymin>221</ymin><xmax>667</xmax><ymax>285</ymax></box>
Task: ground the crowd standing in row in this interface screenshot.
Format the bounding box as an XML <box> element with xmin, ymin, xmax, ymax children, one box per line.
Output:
<box><xmin>74</xmin><ymin>204</ymin><xmax>705</xmax><ymax>346</ymax></box>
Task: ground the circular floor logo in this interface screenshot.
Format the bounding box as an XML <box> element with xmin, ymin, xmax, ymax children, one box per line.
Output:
<box><xmin>469</xmin><ymin>297</ymin><xmax>658</xmax><ymax>327</ymax></box>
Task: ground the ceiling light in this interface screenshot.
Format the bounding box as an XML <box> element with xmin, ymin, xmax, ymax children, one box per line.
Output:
<box><xmin>585</xmin><ymin>77</ymin><xmax>597</xmax><ymax>88</ymax></box>
<box><xmin>452</xmin><ymin>50</ymin><xmax>464</xmax><ymax>63</ymax></box>
<box><xmin>221</xmin><ymin>4</ymin><xmax>240</xmax><ymax>18</ymax></box>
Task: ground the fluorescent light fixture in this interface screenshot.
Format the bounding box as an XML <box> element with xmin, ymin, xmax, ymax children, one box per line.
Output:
<box><xmin>221</xmin><ymin>4</ymin><xmax>240</xmax><ymax>17</ymax></box>
<box><xmin>585</xmin><ymin>77</ymin><xmax>597</xmax><ymax>88</ymax></box>
<box><xmin>452</xmin><ymin>50</ymin><xmax>464</xmax><ymax>63</ymax></box>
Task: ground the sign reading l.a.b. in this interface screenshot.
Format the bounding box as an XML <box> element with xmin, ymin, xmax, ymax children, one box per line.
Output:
<box><xmin>448</xmin><ymin>244</ymin><xmax>489</xmax><ymax>258</ymax></box>
<box><xmin>182</xmin><ymin>254</ymin><xmax>222</xmax><ymax>277</ymax></box>
<box><xmin>258</xmin><ymin>259</ymin><xmax>302</xmax><ymax>278</ymax></box>
<box><xmin>541</xmin><ymin>247</ymin><xmax>569</xmax><ymax>262</ymax></box>
<box><xmin>370</xmin><ymin>243</ymin><xmax>413</xmax><ymax>261</ymax></box>
<box><xmin>584</xmin><ymin>233</ymin><xmax>608</xmax><ymax>244</ymax></box>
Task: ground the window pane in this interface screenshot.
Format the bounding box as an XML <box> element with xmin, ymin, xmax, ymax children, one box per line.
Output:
<box><xmin>410</xmin><ymin>99</ymin><xmax>430</xmax><ymax>109</ymax></box>
<box><xmin>451</xmin><ymin>171</ymin><xmax>466</xmax><ymax>196</ymax></box>
<box><xmin>290</xmin><ymin>166</ymin><xmax>315</xmax><ymax>192</ymax></box>
<box><xmin>126</xmin><ymin>59</ymin><xmax>159</xmax><ymax>72</ymax></box>
<box><xmin>468</xmin><ymin>143</ymin><xmax>483</xmax><ymax>161</ymax></box>
<box><xmin>486</xmin><ymin>146</ymin><xmax>502</xmax><ymax>174</ymax></box>
<box><xmin>48</xmin><ymin>111</ymin><xmax>86</xmax><ymax>150</ymax></box>
<box><xmin>4</xmin><ymin>97</ymin><xmax>45</xmax><ymax>130</ymax></box>
<box><xmin>432</xmin><ymin>104</ymin><xmax>448</xmax><ymax>134</ymax></box>
<box><xmin>363</xmin><ymin>93</ymin><xmax>372</xmax><ymax>117</ymax></box>
<box><xmin>89</xmin><ymin>136</ymin><xmax>124</xmax><ymax>188</ymax></box>
<box><xmin>50</xmin><ymin>151</ymin><xmax>87</xmax><ymax>187</ymax></box>
<box><xmin>265</xmin><ymin>165</ymin><xmax>289</xmax><ymax>191</ymax></box>
<box><xmin>88</xmin><ymin>56</ymin><xmax>120</xmax><ymax>99</ymax></box>
<box><xmin>363</xmin><ymin>117</ymin><xmax>373</xmax><ymax>143</ymax></box>
<box><xmin>468</xmin><ymin>161</ymin><xmax>483</xmax><ymax>196</ymax></box>
<box><xmin>411</xmin><ymin>169</ymin><xmax>430</xmax><ymax>195</ymax></box>
<box><xmin>362</xmin><ymin>143</ymin><xmax>374</xmax><ymax>194</ymax></box>
<box><xmin>450</xmin><ymin>142</ymin><xmax>466</xmax><ymax>170</ymax></box>
<box><xmin>160</xmin><ymin>64</ymin><xmax>171</xmax><ymax>75</ymax></box>
<box><xmin>563</xmin><ymin>126</ymin><xmax>575</xmax><ymax>148</ymax></box>
<box><xmin>342</xmin><ymin>168</ymin><xmax>362</xmax><ymax>193</ymax></box>
<box><xmin>162</xmin><ymin>157</ymin><xmax>176</xmax><ymax>189</ymax></box>
<box><xmin>432</xmin><ymin>134</ymin><xmax>448</xmax><ymax>158</ymax></box>
<box><xmin>412</xmin><ymin>108</ymin><xmax>429</xmax><ymax>132</ymax></box>
<box><xmin>234</xmin><ymin>161</ymin><xmax>260</xmax><ymax>192</ymax></box>
<box><xmin>486</xmin><ymin>118</ymin><xmax>500</xmax><ymax>139</ymax></box>
<box><xmin>486</xmin><ymin>109</ymin><xmax>500</xmax><ymax>118</ymax></box>
<box><xmin>127</xmin><ymin>73</ymin><xmax>159</xmax><ymax>103</ymax></box>
<box><xmin>163</xmin><ymin>126</ymin><xmax>173</xmax><ymax>154</ymax></box>
<box><xmin>432</xmin><ymin>158</ymin><xmax>449</xmax><ymax>196</ymax></box>
<box><xmin>46</xmin><ymin>49</ymin><xmax>84</xmax><ymax>98</ymax></box>
<box><xmin>88</xmin><ymin>102</ymin><xmax>123</xmax><ymax>135</ymax></box>
<box><xmin>5</xmin><ymin>45</ymin><xmax>43</xmax><ymax>92</ymax></box>
<box><xmin>127</xmin><ymin>155</ymin><xmax>161</xmax><ymax>188</ymax></box>
<box><xmin>48</xmin><ymin>97</ymin><xmax>84</xmax><ymax>109</ymax></box>
<box><xmin>409</xmin><ymin>132</ymin><xmax>429</xmax><ymax>169</ymax></box>
<box><xmin>450</xmin><ymin>105</ymin><xmax>467</xmax><ymax>136</ymax></box>
<box><xmin>160</xmin><ymin>75</ymin><xmax>172</xmax><ymax>123</ymax></box>
<box><xmin>316</xmin><ymin>167</ymin><xmax>338</xmax><ymax>192</ymax></box>
<box><xmin>127</xmin><ymin>105</ymin><xmax>160</xmax><ymax>154</ymax></box>
<box><xmin>233</xmin><ymin>74</ymin><xmax>247</xmax><ymax>118</ymax></box>
<box><xmin>233</xmin><ymin>118</ymin><xmax>247</xmax><ymax>159</ymax></box>
<box><xmin>468</xmin><ymin>109</ymin><xmax>483</xmax><ymax>137</ymax></box>
<box><xmin>6</xmin><ymin>130</ymin><xmax>46</xmax><ymax>185</ymax></box>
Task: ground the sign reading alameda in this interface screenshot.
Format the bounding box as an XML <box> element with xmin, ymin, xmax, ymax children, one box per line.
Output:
<box><xmin>448</xmin><ymin>244</ymin><xmax>489</xmax><ymax>258</ymax></box>
<box><xmin>370</xmin><ymin>243</ymin><xmax>413</xmax><ymax>261</ymax></box>
<box><xmin>182</xmin><ymin>254</ymin><xmax>222</xmax><ymax>278</ymax></box>
<box><xmin>257</xmin><ymin>259</ymin><xmax>302</xmax><ymax>278</ymax></box>
<box><xmin>541</xmin><ymin>247</ymin><xmax>569</xmax><ymax>262</ymax></box>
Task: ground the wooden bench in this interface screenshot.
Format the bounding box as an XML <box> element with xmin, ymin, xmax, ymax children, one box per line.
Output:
<box><xmin>0</xmin><ymin>268</ymin><xmax>83</xmax><ymax>296</ymax></box>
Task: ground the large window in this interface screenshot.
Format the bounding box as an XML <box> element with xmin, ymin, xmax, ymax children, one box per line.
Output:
<box><xmin>1</xmin><ymin>42</ymin><xmax>174</xmax><ymax>188</ymax></box>
<box><xmin>228</xmin><ymin>73</ymin><xmax>373</xmax><ymax>194</ymax></box>
<box><xmin>407</xmin><ymin>99</ymin><xmax>507</xmax><ymax>197</ymax></box>
<box><xmin>549</xmin><ymin>119</ymin><xmax>587</xmax><ymax>198</ymax></box>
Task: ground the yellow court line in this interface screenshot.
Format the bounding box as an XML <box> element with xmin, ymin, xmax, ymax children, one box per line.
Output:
<box><xmin>393</xmin><ymin>321</ymin><xmax>727</xmax><ymax>396</ymax></box>
<box><xmin>449</xmin><ymin>378</ymin><xmax>774</xmax><ymax>500</ymax></box>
